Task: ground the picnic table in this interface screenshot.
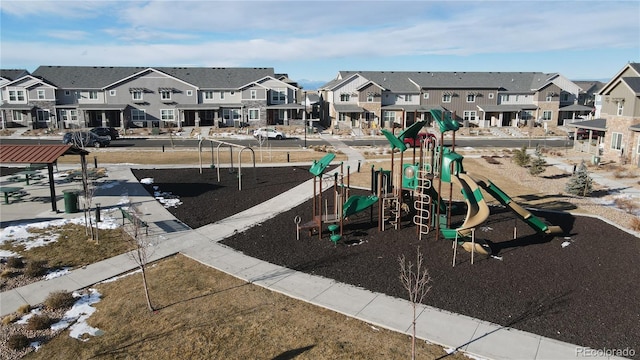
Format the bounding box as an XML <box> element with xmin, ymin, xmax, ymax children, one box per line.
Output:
<box><xmin>15</xmin><ymin>170</ymin><xmax>41</xmax><ymax>185</ymax></box>
<box><xmin>0</xmin><ymin>186</ymin><xmax>24</xmax><ymax>204</ymax></box>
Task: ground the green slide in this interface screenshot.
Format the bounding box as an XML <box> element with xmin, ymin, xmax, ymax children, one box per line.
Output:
<box><xmin>469</xmin><ymin>173</ymin><xmax>563</xmax><ymax>235</ymax></box>
<box><xmin>430</xmin><ymin>109</ymin><xmax>460</xmax><ymax>133</ymax></box>
<box><xmin>343</xmin><ymin>195</ymin><xmax>379</xmax><ymax>218</ymax></box>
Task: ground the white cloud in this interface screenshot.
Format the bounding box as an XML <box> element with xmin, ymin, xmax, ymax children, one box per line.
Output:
<box><xmin>46</xmin><ymin>30</ymin><xmax>91</xmax><ymax>41</ymax></box>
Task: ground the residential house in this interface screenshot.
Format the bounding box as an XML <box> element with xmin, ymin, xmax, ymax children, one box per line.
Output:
<box><xmin>0</xmin><ymin>66</ymin><xmax>302</xmax><ymax>130</ymax></box>
<box><xmin>319</xmin><ymin>70</ymin><xmax>590</xmax><ymax>132</ymax></box>
<box><xmin>0</xmin><ymin>69</ymin><xmax>30</xmax><ymax>128</ymax></box>
<box><xmin>596</xmin><ymin>62</ymin><xmax>640</xmax><ymax>166</ymax></box>
<box><xmin>0</xmin><ymin>71</ymin><xmax>58</xmax><ymax>130</ymax></box>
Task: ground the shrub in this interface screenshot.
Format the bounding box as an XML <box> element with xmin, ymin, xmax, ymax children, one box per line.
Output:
<box><xmin>24</xmin><ymin>260</ymin><xmax>48</xmax><ymax>278</ymax></box>
<box><xmin>630</xmin><ymin>217</ymin><xmax>640</xmax><ymax>232</ymax></box>
<box><xmin>565</xmin><ymin>161</ymin><xmax>593</xmax><ymax>197</ymax></box>
<box><xmin>528</xmin><ymin>149</ymin><xmax>547</xmax><ymax>177</ymax></box>
<box><xmin>27</xmin><ymin>314</ymin><xmax>54</xmax><ymax>330</ymax></box>
<box><xmin>7</xmin><ymin>334</ymin><xmax>30</xmax><ymax>350</ymax></box>
<box><xmin>44</xmin><ymin>290</ymin><xmax>76</xmax><ymax>310</ymax></box>
<box><xmin>6</xmin><ymin>257</ymin><xmax>24</xmax><ymax>268</ymax></box>
<box><xmin>1</xmin><ymin>269</ymin><xmax>16</xmax><ymax>278</ymax></box>
<box><xmin>17</xmin><ymin>304</ymin><xmax>31</xmax><ymax>315</ymax></box>
<box><xmin>512</xmin><ymin>145</ymin><xmax>531</xmax><ymax>167</ymax></box>
<box><xmin>614</xmin><ymin>198</ymin><xmax>639</xmax><ymax>214</ymax></box>
<box><xmin>2</xmin><ymin>314</ymin><xmax>19</xmax><ymax>325</ymax></box>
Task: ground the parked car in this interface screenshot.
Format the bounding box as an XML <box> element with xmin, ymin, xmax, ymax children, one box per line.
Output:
<box><xmin>63</xmin><ymin>131</ymin><xmax>111</xmax><ymax>148</ymax></box>
<box><xmin>403</xmin><ymin>132</ymin><xmax>436</xmax><ymax>147</ymax></box>
<box><xmin>90</xmin><ymin>127</ymin><xmax>120</xmax><ymax>140</ymax></box>
<box><xmin>253</xmin><ymin>128</ymin><xmax>286</xmax><ymax>140</ymax></box>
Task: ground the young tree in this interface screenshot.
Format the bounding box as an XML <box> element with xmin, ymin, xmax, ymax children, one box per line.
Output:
<box><xmin>123</xmin><ymin>204</ymin><xmax>155</xmax><ymax>311</ymax></box>
<box><xmin>399</xmin><ymin>247</ymin><xmax>432</xmax><ymax>360</ymax></box>
<box><xmin>512</xmin><ymin>145</ymin><xmax>531</xmax><ymax>167</ymax></box>
<box><xmin>565</xmin><ymin>160</ymin><xmax>593</xmax><ymax>197</ymax></box>
<box><xmin>528</xmin><ymin>148</ymin><xmax>547</xmax><ymax>176</ymax></box>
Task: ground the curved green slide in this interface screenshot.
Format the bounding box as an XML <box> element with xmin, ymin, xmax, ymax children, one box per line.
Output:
<box><xmin>469</xmin><ymin>173</ymin><xmax>563</xmax><ymax>235</ymax></box>
<box><xmin>343</xmin><ymin>195</ymin><xmax>379</xmax><ymax>218</ymax></box>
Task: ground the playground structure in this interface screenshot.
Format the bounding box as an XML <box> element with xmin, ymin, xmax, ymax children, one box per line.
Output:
<box><xmin>299</xmin><ymin>109</ymin><xmax>563</xmax><ymax>257</ymax></box>
<box><xmin>198</xmin><ymin>138</ymin><xmax>256</xmax><ymax>190</ymax></box>
<box><xmin>297</xmin><ymin>153</ymin><xmax>379</xmax><ymax>243</ymax></box>
<box><xmin>391</xmin><ymin>110</ymin><xmax>563</xmax><ymax>256</ymax></box>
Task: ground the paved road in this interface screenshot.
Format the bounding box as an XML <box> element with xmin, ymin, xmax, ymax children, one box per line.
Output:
<box><xmin>1</xmin><ymin>136</ymin><xmax>573</xmax><ymax>150</ymax></box>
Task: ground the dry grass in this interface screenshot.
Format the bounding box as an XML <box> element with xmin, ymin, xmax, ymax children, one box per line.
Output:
<box><xmin>56</xmin><ymin>148</ymin><xmax>347</xmax><ymax>165</ymax></box>
<box><xmin>21</xmin><ymin>255</ymin><xmax>466</xmax><ymax>360</ymax></box>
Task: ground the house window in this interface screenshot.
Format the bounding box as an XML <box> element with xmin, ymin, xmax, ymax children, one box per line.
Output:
<box><xmin>37</xmin><ymin>90</ymin><xmax>46</xmax><ymax>100</ymax></box>
<box><xmin>204</xmin><ymin>91</ymin><xmax>214</xmax><ymax>100</ymax></box>
<box><xmin>611</xmin><ymin>132</ymin><xmax>623</xmax><ymax>151</ymax></box>
<box><xmin>248</xmin><ymin>108</ymin><xmax>260</xmax><ymax>121</ymax></box>
<box><xmin>423</xmin><ymin>92</ymin><xmax>429</xmax><ymax>99</ymax></box>
<box><xmin>522</xmin><ymin>110</ymin><xmax>534</xmax><ymax>120</ymax></box>
<box><xmin>542</xmin><ymin>110</ymin><xmax>552</xmax><ymax>121</ymax></box>
<box><xmin>271</xmin><ymin>89</ymin><xmax>286</xmax><ymax>103</ymax></box>
<box><xmin>442</xmin><ymin>94</ymin><xmax>452</xmax><ymax>103</ymax></box>
<box><xmin>250</xmin><ymin>90</ymin><xmax>257</xmax><ymax>100</ymax></box>
<box><xmin>466</xmin><ymin>94</ymin><xmax>475</xmax><ymax>103</ymax></box>
<box><xmin>36</xmin><ymin>109</ymin><xmax>50</xmax><ymax>122</ymax></box>
<box><xmin>617</xmin><ymin>101</ymin><xmax>624</xmax><ymax>116</ymax></box>
<box><xmin>405</xmin><ymin>94</ymin><xmax>413</xmax><ymax>102</ymax></box>
<box><xmin>340</xmin><ymin>93</ymin><xmax>350</xmax><ymax>102</ymax></box>
<box><xmin>219</xmin><ymin>91</ymin><xmax>225</xmax><ymax>100</ymax></box>
<box><xmin>223</xmin><ymin>108</ymin><xmax>241</xmax><ymax>120</ymax></box>
<box><xmin>488</xmin><ymin>93</ymin><xmax>494</xmax><ymax>99</ymax></box>
<box><xmin>65</xmin><ymin>90</ymin><xmax>71</xmax><ymax>96</ymax></box>
<box><xmin>546</xmin><ymin>94</ymin><xmax>553</xmax><ymax>102</ymax></box>
<box><xmin>89</xmin><ymin>91</ymin><xmax>98</xmax><ymax>100</ymax></box>
<box><xmin>132</xmin><ymin>91</ymin><xmax>143</xmax><ymax>101</ymax></box>
<box><xmin>109</xmin><ymin>90</ymin><xmax>116</xmax><ymax>96</ymax></box>
<box><xmin>61</xmin><ymin>109</ymin><xmax>78</xmax><ymax>122</ymax></box>
<box><xmin>515</xmin><ymin>95</ymin><xmax>519</xmax><ymax>102</ymax></box>
<box><xmin>8</xmin><ymin>90</ymin><xmax>25</xmax><ymax>102</ymax></box>
<box><xmin>561</xmin><ymin>93</ymin><xmax>569</xmax><ymax>102</ymax></box>
<box><xmin>339</xmin><ymin>113</ymin><xmax>347</xmax><ymax>122</ymax></box>
<box><xmin>186</xmin><ymin>90</ymin><xmax>193</xmax><ymax>96</ymax></box>
<box><xmin>463</xmin><ymin>111</ymin><xmax>477</xmax><ymax>121</ymax></box>
<box><xmin>161</xmin><ymin>109</ymin><xmax>175</xmax><ymax>121</ymax></box>
<box><xmin>383</xmin><ymin>111</ymin><xmax>396</xmax><ymax>123</ymax></box>
<box><xmin>131</xmin><ymin>109</ymin><xmax>146</xmax><ymax>121</ymax></box>
<box><xmin>12</xmin><ymin>110</ymin><xmax>23</xmax><ymax>121</ymax></box>
<box><xmin>160</xmin><ymin>91</ymin><xmax>172</xmax><ymax>101</ymax></box>
<box><xmin>367</xmin><ymin>93</ymin><xmax>374</xmax><ymax>102</ymax></box>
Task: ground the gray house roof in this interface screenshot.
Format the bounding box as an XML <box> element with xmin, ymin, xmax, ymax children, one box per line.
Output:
<box><xmin>0</xmin><ymin>69</ymin><xmax>30</xmax><ymax>81</ymax></box>
<box><xmin>31</xmin><ymin>66</ymin><xmax>275</xmax><ymax>90</ymax></box>
<box><xmin>322</xmin><ymin>71</ymin><xmax>558</xmax><ymax>93</ymax></box>
<box><xmin>622</xmin><ymin>77</ymin><xmax>640</xmax><ymax>94</ymax></box>
<box><xmin>566</xmin><ymin>118</ymin><xmax>607</xmax><ymax>131</ymax></box>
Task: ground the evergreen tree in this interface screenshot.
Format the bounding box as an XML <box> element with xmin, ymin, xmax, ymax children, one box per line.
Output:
<box><xmin>512</xmin><ymin>145</ymin><xmax>531</xmax><ymax>167</ymax></box>
<box><xmin>565</xmin><ymin>161</ymin><xmax>593</xmax><ymax>196</ymax></box>
<box><xmin>528</xmin><ymin>148</ymin><xmax>547</xmax><ymax>176</ymax></box>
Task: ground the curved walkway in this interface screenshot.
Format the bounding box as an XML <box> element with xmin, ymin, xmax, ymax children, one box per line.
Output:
<box><xmin>0</xmin><ymin>136</ymin><xmax>625</xmax><ymax>360</ymax></box>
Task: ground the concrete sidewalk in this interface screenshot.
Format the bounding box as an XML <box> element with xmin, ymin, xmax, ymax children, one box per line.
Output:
<box><xmin>0</xmin><ymin>139</ymin><xmax>626</xmax><ymax>360</ymax></box>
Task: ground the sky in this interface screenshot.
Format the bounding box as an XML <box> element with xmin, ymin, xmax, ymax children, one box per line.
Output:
<box><xmin>0</xmin><ymin>0</ymin><xmax>639</xmax><ymax>89</ymax></box>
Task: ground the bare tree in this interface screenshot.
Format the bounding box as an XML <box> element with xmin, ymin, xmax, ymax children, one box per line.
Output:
<box><xmin>123</xmin><ymin>204</ymin><xmax>155</xmax><ymax>311</ymax></box>
<box><xmin>399</xmin><ymin>247</ymin><xmax>432</xmax><ymax>360</ymax></box>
